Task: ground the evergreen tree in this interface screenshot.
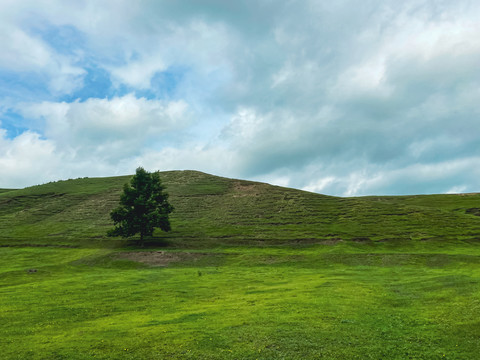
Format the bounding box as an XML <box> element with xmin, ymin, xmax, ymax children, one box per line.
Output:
<box><xmin>108</xmin><ymin>167</ymin><xmax>174</xmax><ymax>244</ymax></box>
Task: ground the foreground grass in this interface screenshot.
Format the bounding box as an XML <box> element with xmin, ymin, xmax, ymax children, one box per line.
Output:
<box><xmin>1</xmin><ymin>241</ymin><xmax>480</xmax><ymax>359</ymax></box>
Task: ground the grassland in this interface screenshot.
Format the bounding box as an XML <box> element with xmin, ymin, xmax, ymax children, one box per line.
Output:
<box><xmin>1</xmin><ymin>171</ymin><xmax>480</xmax><ymax>359</ymax></box>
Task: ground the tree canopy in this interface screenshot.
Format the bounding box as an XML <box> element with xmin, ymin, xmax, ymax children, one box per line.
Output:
<box><xmin>108</xmin><ymin>167</ymin><xmax>174</xmax><ymax>243</ymax></box>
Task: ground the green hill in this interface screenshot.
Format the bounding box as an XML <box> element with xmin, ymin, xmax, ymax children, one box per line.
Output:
<box><xmin>0</xmin><ymin>189</ymin><xmax>16</xmax><ymax>194</ymax></box>
<box><xmin>2</xmin><ymin>171</ymin><xmax>480</xmax><ymax>359</ymax></box>
<box><xmin>1</xmin><ymin>170</ymin><xmax>479</xmax><ymax>247</ymax></box>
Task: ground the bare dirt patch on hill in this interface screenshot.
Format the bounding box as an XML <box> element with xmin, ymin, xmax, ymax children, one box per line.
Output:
<box><xmin>232</xmin><ymin>182</ymin><xmax>268</xmax><ymax>197</ymax></box>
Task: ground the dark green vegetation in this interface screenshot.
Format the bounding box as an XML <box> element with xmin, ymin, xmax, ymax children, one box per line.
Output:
<box><xmin>1</xmin><ymin>171</ymin><xmax>480</xmax><ymax>359</ymax></box>
<box><xmin>0</xmin><ymin>189</ymin><xmax>15</xmax><ymax>194</ymax></box>
<box><xmin>109</xmin><ymin>168</ymin><xmax>173</xmax><ymax>243</ymax></box>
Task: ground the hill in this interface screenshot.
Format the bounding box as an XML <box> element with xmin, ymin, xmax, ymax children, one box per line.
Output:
<box><xmin>2</xmin><ymin>171</ymin><xmax>480</xmax><ymax>359</ymax></box>
<box><xmin>1</xmin><ymin>170</ymin><xmax>479</xmax><ymax>247</ymax></box>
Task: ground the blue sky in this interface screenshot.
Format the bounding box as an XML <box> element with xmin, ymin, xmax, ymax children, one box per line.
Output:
<box><xmin>1</xmin><ymin>0</ymin><xmax>479</xmax><ymax>195</ymax></box>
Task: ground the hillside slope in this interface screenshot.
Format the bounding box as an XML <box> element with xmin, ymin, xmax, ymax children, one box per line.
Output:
<box><xmin>0</xmin><ymin>170</ymin><xmax>479</xmax><ymax>247</ymax></box>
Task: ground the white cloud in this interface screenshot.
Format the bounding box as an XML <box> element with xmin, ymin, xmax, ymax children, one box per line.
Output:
<box><xmin>303</xmin><ymin>177</ymin><xmax>337</xmax><ymax>194</ymax></box>
<box><xmin>0</xmin><ymin>130</ymin><xmax>61</xmax><ymax>188</ymax></box>
<box><xmin>19</xmin><ymin>94</ymin><xmax>190</xmax><ymax>162</ymax></box>
<box><xmin>109</xmin><ymin>57</ymin><xmax>167</xmax><ymax>89</ymax></box>
<box><xmin>0</xmin><ymin>26</ymin><xmax>51</xmax><ymax>70</ymax></box>
<box><xmin>0</xmin><ymin>7</ymin><xmax>86</xmax><ymax>95</ymax></box>
<box><xmin>446</xmin><ymin>185</ymin><xmax>467</xmax><ymax>194</ymax></box>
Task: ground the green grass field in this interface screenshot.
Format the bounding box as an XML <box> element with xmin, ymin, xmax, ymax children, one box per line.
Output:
<box><xmin>1</xmin><ymin>171</ymin><xmax>480</xmax><ymax>359</ymax></box>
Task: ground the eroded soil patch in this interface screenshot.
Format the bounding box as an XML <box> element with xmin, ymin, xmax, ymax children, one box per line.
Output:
<box><xmin>117</xmin><ymin>251</ymin><xmax>217</xmax><ymax>266</ymax></box>
<box><xmin>232</xmin><ymin>182</ymin><xmax>267</xmax><ymax>197</ymax></box>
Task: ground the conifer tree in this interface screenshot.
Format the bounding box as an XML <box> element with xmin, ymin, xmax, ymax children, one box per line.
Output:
<box><xmin>108</xmin><ymin>167</ymin><xmax>173</xmax><ymax>244</ymax></box>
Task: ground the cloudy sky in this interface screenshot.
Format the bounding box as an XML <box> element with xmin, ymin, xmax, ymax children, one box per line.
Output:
<box><xmin>1</xmin><ymin>0</ymin><xmax>479</xmax><ymax>195</ymax></box>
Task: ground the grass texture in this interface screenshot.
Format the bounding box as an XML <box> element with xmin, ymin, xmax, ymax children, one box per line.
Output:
<box><xmin>1</xmin><ymin>171</ymin><xmax>480</xmax><ymax>358</ymax></box>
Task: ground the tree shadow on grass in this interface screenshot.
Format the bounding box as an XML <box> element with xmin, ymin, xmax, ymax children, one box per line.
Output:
<box><xmin>124</xmin><ymin>236</ymin><xmax>171</xmax><ymax>249</ymax></box>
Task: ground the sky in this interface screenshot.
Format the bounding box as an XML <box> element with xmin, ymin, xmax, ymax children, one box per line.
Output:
<box><xmin>1</xmin><ymin>0</ymin><xmax>479</xmax><ymax>196</ymax></box>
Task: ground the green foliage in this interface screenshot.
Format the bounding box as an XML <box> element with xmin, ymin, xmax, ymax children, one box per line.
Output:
<box><xmin>108</xmin><ymin>168</ymin><xmax>173</xmax><ymax>242</ymax></box>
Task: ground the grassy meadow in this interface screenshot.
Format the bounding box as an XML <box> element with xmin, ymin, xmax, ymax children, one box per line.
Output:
<box><xmin>1</xmin><ymin>171</ymin><xmax>480</xmax><ymax>359</ymax></box>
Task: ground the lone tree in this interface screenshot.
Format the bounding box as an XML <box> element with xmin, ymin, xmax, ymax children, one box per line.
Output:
<box><xmin>108</xmin><ymin>167</ymin><xmax>174</xmax><ymax>244</ymax></box>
